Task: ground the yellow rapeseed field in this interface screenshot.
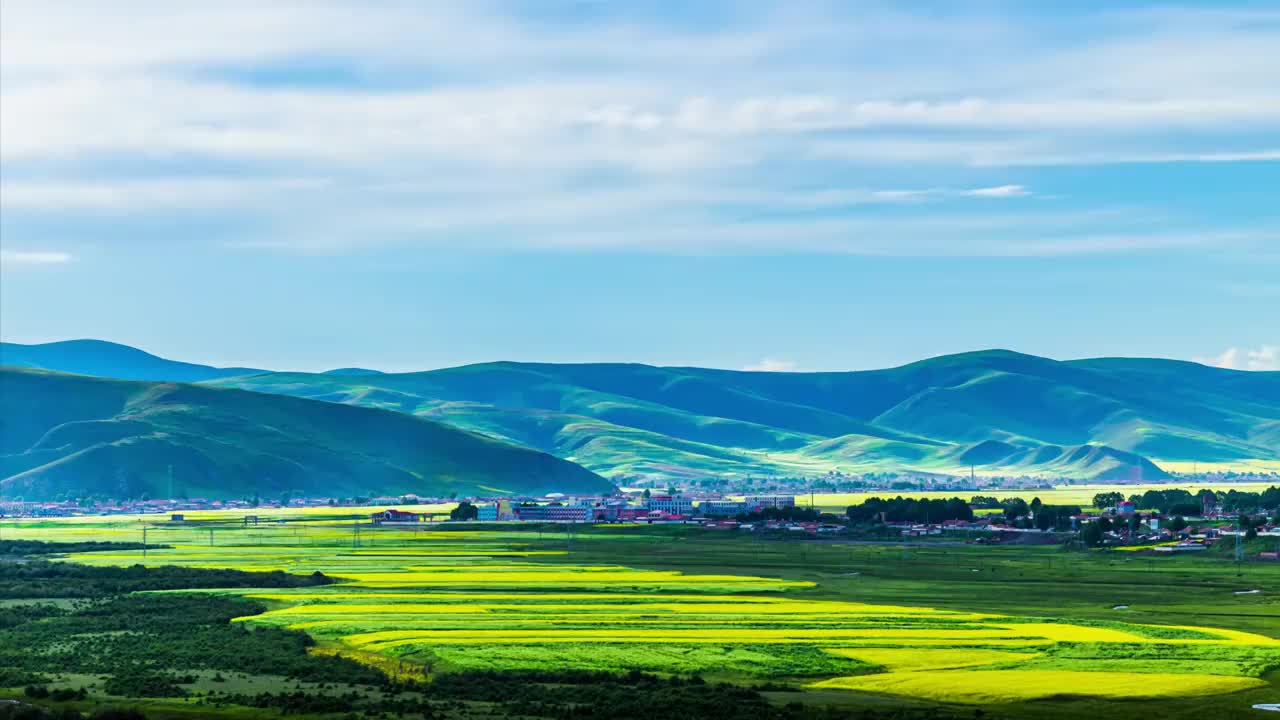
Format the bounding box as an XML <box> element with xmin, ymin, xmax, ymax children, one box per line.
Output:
<box><xmin>12</xmin><ymin>512</ymin><xmax>1277</xmax><ymax>706</ymax></box>
<box><xmin>823</xmin><ymin>648</ymin><xmax>1041</xmax><ymax>672</ymax></box>
<box><xmin>810</xmin><ymin>669</ymin><xmax>1268</xmax><ymax>703</ymax></box>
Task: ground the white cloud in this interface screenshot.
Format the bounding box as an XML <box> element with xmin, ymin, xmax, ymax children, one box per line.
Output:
<box><xmin>0</xmin><ymin>178</ymin><xmax>328</xmax><ymax>210</ymax></box>
<box><xmin>742</xmin><ymin>358</ymin><xmax>799</xmax><ymax>372</ymax></box>
<box><xmin>1195</xmin><ymin>345</ymin><xmax>1280</xmax><ymax>371</ymax></box>
<box><xmin>0</xmin><ymin>2</ymin><xmax>1277</xmax><ymax>256</ymax></box>
<box><xmin>0</xmin><ymin>250</ymin><xmax>73</xmax><ymax>267</ymax></box>
<box><xmin>964</xmin><ymin>184</ymin><xmax>1031</xmax><ymax>198</ymax></box>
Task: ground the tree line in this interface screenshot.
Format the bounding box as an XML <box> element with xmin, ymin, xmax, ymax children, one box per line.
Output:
<box><xmin>1092</xmin><ymin>486</ymin><xmax>1280</xmax><ymax>515</ymax></box>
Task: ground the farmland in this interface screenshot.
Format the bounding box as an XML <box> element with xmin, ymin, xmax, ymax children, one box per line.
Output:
<box><xmin>1</xmin><ymin>515</ymin><xmax>1277</xmax><ymax>719</ymax></box>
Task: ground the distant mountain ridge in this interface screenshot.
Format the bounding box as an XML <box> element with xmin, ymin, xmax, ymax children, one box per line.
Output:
<box><xmin>0</xmin><ymin>340</ymin><xmax>265</xmax><ymax>382</ymax></box>
<box><xmin>0</xmin><ymin>367</ymin><xmax>611</xmax><ymax>501</ymax></box>
<box><xmin>4</xmin><ymin>340</ymin><xmax>1278</xmax><ymax>484</ymax></box>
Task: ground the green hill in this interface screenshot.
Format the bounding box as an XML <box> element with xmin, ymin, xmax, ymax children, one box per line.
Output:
<box><xmin>0</xmin><ymin>368</ymin><xmax>612</xmax><ymax>501</ymax></box>
<box><xmin>6</xmin><ymin>342</ymin><xmax>1278</xmax><ymax>484</ymax></box>
<box><xmin>0</xmin><ymin>340</ymin><xmax>265</xmax><ymax>382</ymax></box>
<box><xmin>204</xmin><ymin>351</ymin><xmax>1278</xmax><ymax>482</ymax></box>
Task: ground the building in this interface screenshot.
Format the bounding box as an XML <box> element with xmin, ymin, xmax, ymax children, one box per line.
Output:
<box><xmin>1115</xmin><ymin>500</ymin><xmax>1136</xmax><ymax>515</ymax></box>
<box><xmin>614</xmin><ymin>506</ymin><xmax>645</xmax><ymax>521</ymax></box>
<box><xmin>743</xmin><ymin>495</ymin><xmax>796</xmax><ymax>510</ymax></box>
<box><xmin>476</xmin><ymin>504</ymin><xmax>498</xmax><ymax>521</ymax></box>
<box><xmin>699</xmin><ymin>500</ymin><xmax>748</xmax><ymax>516</ymax></box>
<box><xmin>1201</xmin><ymin>493</ymin><xmax>1221</xmax><ymax>517</ymax></box>
<box><xmin>596</xmin><ymin>501</ymin><xmax>633</xmax><ymax>521</ymax></box>
<box><xmin>513</xmin><ymin>505</ymin><xmax>590</xmax><ymax>522</ymax></box>
<box><xmin>371</xmin><ymin>509</ymin><xmax>421</xmax><ymax>524</ymax></box>
<box><xmin>644</xmin><ymin>495</ymin><xmax>693</xmax><ymax>515</ymax></box>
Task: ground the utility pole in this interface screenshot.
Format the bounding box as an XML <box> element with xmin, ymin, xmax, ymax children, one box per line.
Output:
<box><xmin>1235</xmin><ymin>515</ymin><xmax>1244</xmax><ymax>574</ymax></box>
<box><xmin>142</xmin><ymin>525</ymin><xmax>148</xmax><ymax>558</ymax></box>
<box><xmin>209</xmin><ymin>527</ymin><xmax>214</xmax><ymax>546</ymax></box>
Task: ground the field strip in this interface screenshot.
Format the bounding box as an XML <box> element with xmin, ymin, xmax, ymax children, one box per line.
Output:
<box><xmin>809</xmin><ymin>669</ymin><xmax>1269</xmax><ymax>703</ymax></box>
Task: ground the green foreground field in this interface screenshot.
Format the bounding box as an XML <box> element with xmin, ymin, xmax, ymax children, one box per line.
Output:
<box><xmin>1</xmin><ymin>515</ymin><xmax>1277</xmax><ymax>719</ymax></box>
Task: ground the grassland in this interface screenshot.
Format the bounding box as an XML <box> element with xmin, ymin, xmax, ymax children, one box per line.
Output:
<box><xmin>3</xmin><ymin>513</ymin><xmax>1277</xmax><ymax>719</ymax></box>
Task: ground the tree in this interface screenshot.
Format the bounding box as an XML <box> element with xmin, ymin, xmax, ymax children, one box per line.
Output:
<box><xmin>1260</xmin><ymin>485</ymin><xmax>1279</xmax><ymax>510</ymax></box>
<box><xmin>1092</xmin><ymin>492</ymin><xmax>1124</xmax><ymax>510</ymax></box>
<box><xmin>1001</xmin><ymin>498</ymin><xmax>1029</xmax><ymax>520</ymax></box>
<box><xmin>1034</xmin><ymin>508</ymin><xmax>1055</xmax><ymax>531</ymax></box>
<box><xmin>1080</xmin><ymin>521</ymin><xmax>1103</xmax><ymax>547</ymax></box>
<box><xmin>642</xmin><ymin>488</ymin><xmax>652</xmax><ymax>500</ymax></box>
<box><xmin>846</xmin><ymin>497</ymin><xmax>973</xmax><ymax>524</ymax></box>
<box><xmin>450</xmin><ymin>502</ymin><xmax>479</xmax><ymax>521</ymax></box>
<box><xmin>1168</xmin><ymin>516</ymin><xmax>1188</xmax><ymax>532</ymax></box>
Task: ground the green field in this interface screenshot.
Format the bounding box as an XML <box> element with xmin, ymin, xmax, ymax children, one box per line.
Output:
<box><xmin>2</xmin><ymin>514</ymin><xmax>1277</xmax><ymax>719</ymax></box>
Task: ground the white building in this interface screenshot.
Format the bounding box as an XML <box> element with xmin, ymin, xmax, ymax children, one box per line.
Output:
<box><xmin>699</xmin><ymin>500</ymin><xmax>748</xmax><ymax>516</ymax></box>
<box><xmin>743</xmin><ymin>495</ymin><xmax>796</xmax><ymax>510</ymax></box>
<box><xmin>644</xmin><ymin>495</ymin><xmax>693</xmax><ymax>515</ymax></box>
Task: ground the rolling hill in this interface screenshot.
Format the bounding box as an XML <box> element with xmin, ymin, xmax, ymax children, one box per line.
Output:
<box><xmin>5</xmin><ymin>341</ymin><xmax>1278</xmax><ymax>484</ymax></box>
<box><xmin>0</xmin><ymin>339</ymin><xmax>265</xmax><ymax>382</ymax></box>
<box><xmin>0</xmin><ymin>367</ymin><xmax>612</xmax><ymax>501</ymax></box>
<box><xmin>205</xmin><ymin>352</ymin><xmax>1276</xmax><ymax>482</ymax></box>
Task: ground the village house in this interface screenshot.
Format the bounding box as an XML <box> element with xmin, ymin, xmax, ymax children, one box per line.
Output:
<box><xmin>370</xmin><ymin>509</ymin><xmax>422</xmax><ymax>524</ymax></box>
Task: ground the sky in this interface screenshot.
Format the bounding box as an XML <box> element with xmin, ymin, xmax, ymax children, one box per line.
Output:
<box><xmin>1</xmin><ymin>1</ymin><xmax>1277</xmax><ymax>373</ymax></box>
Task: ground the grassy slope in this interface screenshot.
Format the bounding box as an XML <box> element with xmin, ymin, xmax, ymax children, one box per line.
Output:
<box><xmin>0</xmin><ymin>368</ymin><xmax>612</xmax><ymax>500</ymax></box>
<box><xmin>5</xmin><ymin>341</ymin><xmax>1277</xmax><ymax>481</ymax></box>
<box><xmin>211</xmin><ymin>351</ymin><xmax>1280</xmax><ymax>481</ymax></box>
<box><xmin>0</xmin><ymin>339</ymin><xmax>264</xmax><ymax>381</ymax></box>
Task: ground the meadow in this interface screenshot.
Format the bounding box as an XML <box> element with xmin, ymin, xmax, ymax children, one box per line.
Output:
<box><xmin>1</xmin><ymin>513</ymin><xmax>1277</xmax><ymax>719</ymax></box>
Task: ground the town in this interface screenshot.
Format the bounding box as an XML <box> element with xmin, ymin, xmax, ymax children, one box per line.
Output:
<box><xmin>5</xmin><ymin>485</ymin><xmax>1278</xmax><ymax>559</ymax></box>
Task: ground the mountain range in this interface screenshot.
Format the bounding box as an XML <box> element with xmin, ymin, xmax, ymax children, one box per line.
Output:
<box><xmin>0</xmin><ymin>364</ymin><xmax>609</xmax><ymax>501</ymax></box>
<box><xmin>4</xmin><ymin>339</ymin><xmax>1279</xmax><ymax>499</ymax></box>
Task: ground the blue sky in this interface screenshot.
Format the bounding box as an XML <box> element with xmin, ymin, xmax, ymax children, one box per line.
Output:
<box><xmin>1</xmin><ymin>1</ymin><xmax>1277</xmax><ymax>372</ymax></box>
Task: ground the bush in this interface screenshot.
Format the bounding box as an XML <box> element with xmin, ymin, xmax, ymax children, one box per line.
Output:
<box><xmin>89</xmin><ymin>711</ymin><xmax>148</xmax><ymax>720</ymax></box>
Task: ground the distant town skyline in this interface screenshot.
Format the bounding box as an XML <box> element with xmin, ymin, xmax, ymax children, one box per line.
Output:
<box><xmin>2</xmin><ymin>2</ymin><xmax>1277</xmax><ymax>373</ymax></box>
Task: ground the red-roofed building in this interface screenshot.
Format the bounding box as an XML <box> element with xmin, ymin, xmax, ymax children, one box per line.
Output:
<box><xmin>371</xmin><ymin>509</ymin><xmax>421</xmax><ymax>523</ymax></box>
